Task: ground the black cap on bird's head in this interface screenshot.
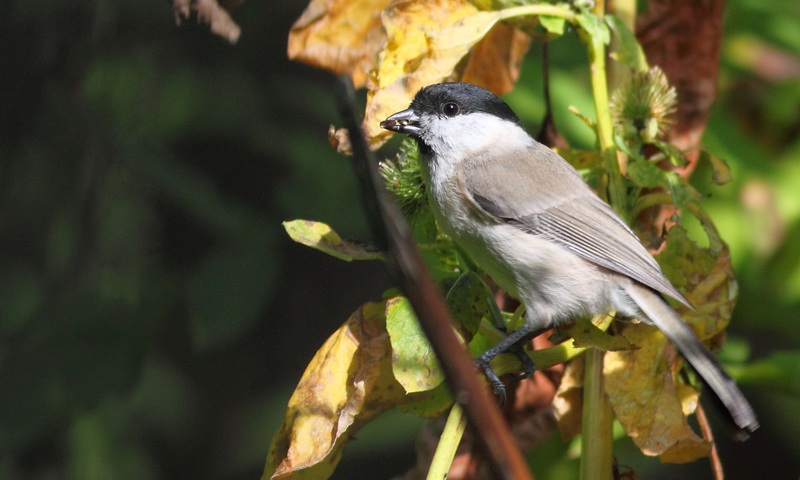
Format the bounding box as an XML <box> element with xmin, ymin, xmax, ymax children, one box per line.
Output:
<box><xmin>380</xmin><ymin>82</ymin><xmax>521</xmax><ymax>136</ymax></box>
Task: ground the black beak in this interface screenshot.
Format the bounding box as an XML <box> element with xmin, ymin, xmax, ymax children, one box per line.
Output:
<box><xmin>380</xmin><ymin>108</ymin><xmax>421</xmax><ymax>135</ymax></box>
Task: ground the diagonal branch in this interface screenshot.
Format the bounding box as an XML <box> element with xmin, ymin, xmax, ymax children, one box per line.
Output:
<box><xmin>336</xmin><ymin>76</ymin><xmax>534</xmax><ymax>480</ymax></box>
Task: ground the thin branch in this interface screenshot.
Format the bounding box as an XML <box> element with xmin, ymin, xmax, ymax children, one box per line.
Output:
<box><xmin>696</xmin><ymin>403</ymin><xmax>725</xmax><ymax>480</ymax></box>
<box><xmin>336</xmin><ymin>77</ymin><xmax>534</xmax><ymax>480</ymax></box>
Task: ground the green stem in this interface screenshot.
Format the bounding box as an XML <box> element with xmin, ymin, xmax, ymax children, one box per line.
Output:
<box><xmin>487</xmin><ymin>314</ymin><xmax>613</xmax><ymax>377</ymax></box>
<box><xmin>577</xmin><ymin>3</ymin><xmax>618</xmax><ymax>479</ymax></box>
<box><xmin>427</xmin><ymin>404</ymin><xmax>468</xmax><ymax>480</ymax></box>
<box><xmin>579</xmin><ymin>348</ymin><xmax>614</xmax><ymax>480</ymax></box>
<box><xmin>586</xmin><ymin>35</ymin><xmax>626</xmax><ymax>213</ymax></box>
<box><xmin>497</xmin><ymin>4</ymin><xmax>578</xmax><ymax>23</ymax></box>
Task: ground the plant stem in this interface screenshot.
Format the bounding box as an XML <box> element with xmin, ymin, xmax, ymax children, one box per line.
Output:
<box><xmin>586</xmin><ymin>34</ymin><xmax>626</xmax><ymax>213</ymax></box>
<box><xmin>580</xmin><ymin>348</ymin><xmax>614</xmax><ymax>480</ymax></box>
<box><xmin>498</xmin><ymin>4</ymin><xmax>578</xmax><ymax>23</ymax></box>
<box><xmin>577</xmin><ymin>3</ymin><xmax>617</xmax><ymax>479</ymax></box>
<box><xmin>427</xmin><ymin>404</ymin><xmax>468</xmax><ymax>480</ymax></box>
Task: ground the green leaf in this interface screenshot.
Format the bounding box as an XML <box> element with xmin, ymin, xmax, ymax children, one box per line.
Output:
<box><xmin>444</xmin><ymin>271</ymin><xmax>490</xmax><ymax>341</ymax></box>
<box><xmin>666</xmin><ymin>172</ymin><xmax>690</xmax><ymax>212</ymax></box>
<box><xmin>539</xmin><ymin>15</ymin><xmax>566</xmax><ymax>36</ymax></box>
<box><xmin>627</xmin><ymin>157</ymin><xmax>665</xmax><ymax>188</ymax></box>
<box><xmin>613</xmin><ymin>130</ymin><xmax>643</xmax><ymax>158</ymax></box>
<box><xmin>385</xmin><ymin>296</ymin><xmax>444</xmax><ymax>393</ymax></box>
<box><xmin>606</xmin><ymin>15</ymin><xmax>647</xmax><ymax>72</ymax></box>
<box><xmin>653</xmin><ymin>140</ymin><xmax>688</xmax><ymax>166</ymax></box>
<box><xmin>396</xmin><ymin>382</ymin><xmax>453</xmax><ymax>417</ymax></box>
<box><xmin>577</xmin><ymin>10</ymin><xmax>610</xmax><ymax>46</ymax></box>
<box><xmin>282</xmin><ymin>219</ymin><xmax>382</xmax><ymax>261</ymax></box>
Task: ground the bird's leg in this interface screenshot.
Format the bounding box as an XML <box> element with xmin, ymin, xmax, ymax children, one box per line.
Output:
<box><xmin>475</xmin><ymin>323</ymin><xmax>547</xmax><ymax>406</ymax></box>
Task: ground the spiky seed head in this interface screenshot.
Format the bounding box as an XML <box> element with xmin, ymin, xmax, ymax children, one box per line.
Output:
<box><xmin>610</xmin><ymin>67</ymin><xmax>678</xmax><ymax>146</ymax></box>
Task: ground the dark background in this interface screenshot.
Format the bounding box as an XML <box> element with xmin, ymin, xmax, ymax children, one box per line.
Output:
<box><xmin>1</xmin><ymin>1</ymin><xmax>799</xmax><ymax>479</ymax></box>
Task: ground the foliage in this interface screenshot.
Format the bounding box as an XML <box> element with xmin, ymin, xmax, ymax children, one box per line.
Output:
<box><xmin>1</xmin><ymin>0</ymin><xmax>799</xmax><ymax>479</ymax></box>
<box><xmin>267</xmin><ymin>0</ymin><xmax>799</xmax><ymax>478</ymax></box>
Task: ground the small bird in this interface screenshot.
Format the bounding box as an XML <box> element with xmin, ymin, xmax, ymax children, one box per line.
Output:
<box><xmin>380</xmin><ymin>82</ymin><xmax>758</xmax><ymax>436</ymax></box>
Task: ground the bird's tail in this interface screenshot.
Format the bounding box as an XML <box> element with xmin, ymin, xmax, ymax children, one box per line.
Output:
<box><xmin>623</xmin><ymin>281</ymin><xmax>759</xmax><ymax>438</ymax></box>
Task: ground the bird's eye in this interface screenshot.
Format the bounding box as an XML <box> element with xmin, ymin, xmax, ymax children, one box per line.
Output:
<box><xmin>442</xmin><ymin>102</ymin><xmax>459</xmax><ymax>117</ymax></box>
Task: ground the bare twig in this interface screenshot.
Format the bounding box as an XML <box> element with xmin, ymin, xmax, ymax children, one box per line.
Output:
<box><xmin>695</xmin><ymin>403</ymin><xmax>725</xmax><ymax>480</ymax></box>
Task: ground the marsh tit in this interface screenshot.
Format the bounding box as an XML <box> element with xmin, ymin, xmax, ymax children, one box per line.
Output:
<box><xmin>380</xmin><ymin>82</ymin><xmax>758</xmax><ymax>436</ymax></box>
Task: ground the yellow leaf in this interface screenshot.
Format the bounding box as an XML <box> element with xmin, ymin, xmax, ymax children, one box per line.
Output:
<box><xmin>364</xmin><ymin>0</ymin><xmax>506</xmax><ymax>146</ymax></box>
<box><xmin>264</xmin><ymin>300</ymin><xmax>452</xmax><ymax>479</ymax></box>
<box><xmin>282</xmin><ymin>219</ymin><xmax>382</xmax><ymax>262</ymax></box>
<box><xmin>604</xmin><ymin>323</ymin><xmax>712</xmax><ymax>462</ymax></box>
<box><xmin>264</xmin><ymin>301</ymin><xmax>399</xmax><ymax>478</ymax></box>
<box><xmin>287</xmin><ymin>0</ymin><xmax>390</xmax><ymax>87</ymax></box>
<box><xmin>562</xmin><ymin>315</ymin><xmax>635</xmax><ymax>351</ymax></box>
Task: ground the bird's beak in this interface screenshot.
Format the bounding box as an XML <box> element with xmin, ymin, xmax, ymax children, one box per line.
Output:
<box><xmin>380</xmin><ymin>108</ymin><xmax>421</xmax><ymax>135</ymax></box>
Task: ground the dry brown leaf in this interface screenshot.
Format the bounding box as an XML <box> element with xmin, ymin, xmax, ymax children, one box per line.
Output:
<box><xmin>364</xmin><ymin>0</ymin><xmax>514</xmax><ymax>147</ymax></box>
<box><xmin>327</xmin><ymin>125</ymin><xmax>352</xmax><ymax>155</ymax></box>
<box><xmin>172</xmin><ymin>0</ymin><xmax>242</xmax><ymax>44</ymax></box>
<box><xmin>288</xmin><ymin>0</ymin><xmax>390</xmax><ymax>87</ymax></box>
<box><xmin>605</xmin><ymin>323</ymin><xmax>711</xmax><ymax>462</ymax></box>
<box><xmin>553</xmin><ymin>355</ymin><xmax>584</xmax><ymax>440</ymax></box>
<box><xmin>460</xmin><ymin>22</ymin><xmax>530</xmax><ymax>94</ymax></box>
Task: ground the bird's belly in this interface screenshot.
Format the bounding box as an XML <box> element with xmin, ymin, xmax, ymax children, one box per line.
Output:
<box><xmin>450</xmin><ymin>222</ymin><xmax>614</xmax><ymax>327</ymax></box>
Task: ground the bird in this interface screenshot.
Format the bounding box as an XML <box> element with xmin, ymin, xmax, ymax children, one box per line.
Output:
<box><xmin>379</xmin><ymin>81</ymin><xmax>758</xmax><ymax>436</ymax></box>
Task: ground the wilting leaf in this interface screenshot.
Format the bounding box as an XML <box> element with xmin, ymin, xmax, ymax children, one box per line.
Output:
<box><xmin>553</xmin><ymin>355</ymin><xmax>584</xmax><ymax>439</ymax></box>
<box><xmin>660</xmin><ymin>225</ymin><xmax>737</xmax><ymax>338</ymax></box>
<box><xmin>283</xmin><ymin>220</ymin><xmax>382</xmax><ymax>261</ymax></box>
<box><xmin>365</xmin><ymin>0</ymin><xmax>512</xmax><ymax>146</ymax></box>
<box><xmin>460</xmin><ymin>22</ymin><xmax>530</xmax><ymax>94</ymax></box>
<box><xmin>605</xmin><ymin>323</ymin><xmax>711</xmax><ymax>462</ymax></box>
<box><xmin>173</xmin><ymin>0</ymin><xmax>241</xmax><ymax>44</ymax></box>
<box><xmin>385</xmin><ymin>296</ymin><xmax>445</xmax><ymax>393</ymax></box>
<box><xmin>265</xmin><ymin>300</ymin><xmax>444</xmax><ymax>479</ymax></box>
<box><xmin>563</xmin><ymin>316</ymin><xmax>635</xmax><ymax>351</ymax></box>
<box><xmin>604</xmin><ymin>215</ymin><xmax>737</xmax><ymax>462</ymax></box>
<box><xmin>699</xmin><ymin>150</ymin><xmax>732</xmax><ymax>185</ymax></box>
<box><xmin>287</xmin><ymin>0</ymin><xmax>390</xmax><ymax>87</ymax></box>
<box><xmin>327</xmin><ymin>126</ymin><xmax>352</xmax><ymax>155</ymax></box>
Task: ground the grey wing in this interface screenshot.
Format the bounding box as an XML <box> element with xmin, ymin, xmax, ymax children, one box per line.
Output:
<box><xmin>464</xmin><ymin>147</ymin><xmax>691</xmax><ymax>308</ymax></box>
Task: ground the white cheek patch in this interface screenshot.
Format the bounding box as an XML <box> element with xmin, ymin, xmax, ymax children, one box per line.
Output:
<box><xmin>422</xmin><ymin>112</ymin><xmax>534</xmax><ymax>179</ymax></box>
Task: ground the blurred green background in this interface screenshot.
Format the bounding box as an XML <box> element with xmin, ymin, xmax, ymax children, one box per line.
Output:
<box><xmin>1</xmin><ymin>1</ymin><xmax>798</xmax><ymax>479</ymax></box>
